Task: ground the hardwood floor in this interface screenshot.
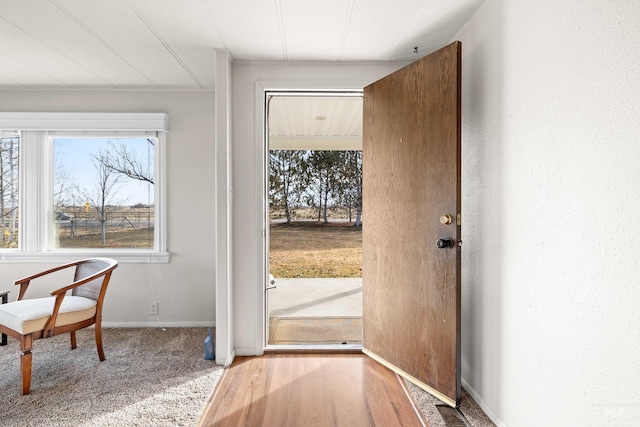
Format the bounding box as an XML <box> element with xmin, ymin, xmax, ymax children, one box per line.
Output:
<box><xmin>197</xmin><ymin>353</ymin><xmax>426</xmax><ymax>427</ymax></box>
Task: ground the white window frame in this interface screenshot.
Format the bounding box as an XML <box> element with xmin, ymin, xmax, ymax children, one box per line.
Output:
<box><xmin>0</xmin><ymin>113</ymin><xmax>169</xmax><ymax>263</ymax></box>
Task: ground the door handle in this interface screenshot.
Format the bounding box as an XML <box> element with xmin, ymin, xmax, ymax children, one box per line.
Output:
<box><xmin>436</xmin><ymin>238</ymin><xmax>454</xmax><ymax>249</ymax></box>
<box><xmin>266</xmin><ymin>274</ymin><xmax>277</xmax><ymax>290</ymax></box>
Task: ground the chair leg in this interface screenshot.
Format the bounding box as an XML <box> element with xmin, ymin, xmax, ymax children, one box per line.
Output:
<box><xmin>20</xmin><ymin>335</ymin><xmax>33</xmax><ymax>395</ymax></box>
<box><xmin>95</xmin><ymin>323</ymin><xmax>105</xmax><ymax>361</ymax></box>
<box><xmin>70</xmin><ymin>331</ymin><xmax>77</xmax><ymax>350</ymax></box>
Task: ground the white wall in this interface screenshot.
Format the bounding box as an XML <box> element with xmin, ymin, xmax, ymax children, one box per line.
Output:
<box><xmin>0</xmin><ymin>90</ymin><xmax>217</xmax><ymax>327</ymax></box>
<box><xmin>231</xmin><ymin>61</ymin><xmax>407</xmax><ymax>355</ymax></box>
<box><xmin>456</xmin><ymin>0</ymin><xmax>640</xmax><ymax>425</ymax></box>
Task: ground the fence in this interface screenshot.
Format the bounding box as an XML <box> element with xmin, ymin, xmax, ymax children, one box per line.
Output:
<box><xmin>0</xmin><ymin>207</ymin><xmax>155</xmax><ymax>249</ymax></box>
<box><xmin>55</xmin><ymin>208</ymin><xmax>155</xmax><ymax>239</ymax></box>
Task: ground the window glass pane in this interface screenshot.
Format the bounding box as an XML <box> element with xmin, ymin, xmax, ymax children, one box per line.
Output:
<box><xmin>53</xmin><ymin>136</ymin><xmax>155</xmax><ymax>249</ymax></box>
<box><xmin>0</xmin><ymin>131</ymin><xmax>19</xmax><ymax>249</ymax></box>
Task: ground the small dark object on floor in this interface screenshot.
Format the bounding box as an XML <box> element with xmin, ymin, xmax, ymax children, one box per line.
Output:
<box><xmin>436</xmin><ymin>405</ymin><xmax>472</xmax><ymax>427</ymax></box>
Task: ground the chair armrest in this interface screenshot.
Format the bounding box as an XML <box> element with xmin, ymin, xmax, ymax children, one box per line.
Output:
<box><xmin>14</xmin><ymin>260</ymin><xmax>82</xmax><ymax>300</ymax></box>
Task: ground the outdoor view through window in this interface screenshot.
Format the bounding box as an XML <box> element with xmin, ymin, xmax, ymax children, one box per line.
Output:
<box><xmin>53</xmin><ymin>136</ymin><xmax>155</xmax><ymax>249</ymax></box>
<box><xmin>269</xmin><ymin>149</ymin><xmax>363</xmax><ymax>278</ymax></box>
<box><xmin>0</xmin><ymin>131</ymin><xmax>19</xmax><ymax>249</ymax></box>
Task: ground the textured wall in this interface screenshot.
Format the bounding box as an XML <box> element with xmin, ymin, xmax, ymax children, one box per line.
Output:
<box><xmin>456</xmin><ymin>0</ymin><xmax>640</xmax><ymax>425</ymax></box>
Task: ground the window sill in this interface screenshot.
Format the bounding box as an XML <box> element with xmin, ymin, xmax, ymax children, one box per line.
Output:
<box><xmin>0</xmin><ymin>251</ymin><xmax>170</xmax><ymax>264</ymax></box>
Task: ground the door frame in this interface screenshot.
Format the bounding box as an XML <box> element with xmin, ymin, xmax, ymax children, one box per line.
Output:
<box><xmin>255</xmin><ymin>80</ymin><xmax>369</xmax><ymax>352</ymax></box>
<box><xmin>264</xmin><ymin>90</ymin><xmax>364</xmax><ymax>351</ymax></box>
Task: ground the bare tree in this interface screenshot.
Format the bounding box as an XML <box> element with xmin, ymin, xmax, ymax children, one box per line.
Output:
<box><xmin>98</xmin><ymin>139</ymin><xmax>154</xmax><ymax>184</ymax></box>
<box><xmin>84</xmin><ymin>150</ymin><xmax>126</xmax><ymax>246</ymax></box>
<box><xmin>269</xmin><ymin>150</ymin><xmax>304</xmax><ymax>223</ymax></box>
<box><xmin>0</xmin><ymin>137</ymin><xmax>19</xmax><ymax>247</ymax></box>
<box><xmin>54</xmin><ymin>155</ymin><xmax>77</xmax><ymax>208</ymax></box>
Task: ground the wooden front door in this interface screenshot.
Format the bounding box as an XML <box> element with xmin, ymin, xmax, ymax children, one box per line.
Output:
<box><xmin>362</xmin><ymin>41</ymin><xmax>461</xmax><ymax>407</ymax></box>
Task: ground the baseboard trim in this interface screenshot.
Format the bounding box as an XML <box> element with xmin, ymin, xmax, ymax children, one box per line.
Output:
<box><xmin>234</xmin><ymin>346</ymin><xmax>263</xmax><ymax>356</ymax></box>
<box><xmin>102</xmin><ymin>321</ymin><xmax>216</xmax><ymax>328</ymax></box>
<box><xmin>217</xmin><ymin>350</ymin><xmax>235</xmax><ymax>367</ymax></box>
<box><xmin>461</xmin><ymin>377</ymin><xmax>507</xmax><ymax>427</ymax></box>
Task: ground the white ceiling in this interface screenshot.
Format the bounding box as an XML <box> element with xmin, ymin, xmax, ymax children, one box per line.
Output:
<box><xmin>0</xmin><ymin>0</ymin><xmax>484</xmax><ymax>90</ymax></box>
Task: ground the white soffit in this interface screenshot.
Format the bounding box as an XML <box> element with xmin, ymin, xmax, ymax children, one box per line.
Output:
<box><xmin>269</xmin><ymin>96</ymin><xmax>362</xmax><ymax>151</ymax></box>
<box><xmin>269</xmin><ymin>136</ymin><xmax>361</xmax><ymax>151</ymax></box>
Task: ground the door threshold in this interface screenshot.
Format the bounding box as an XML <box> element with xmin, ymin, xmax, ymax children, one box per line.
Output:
<box><xmin>265</xmin><ymin>343</ymin><xmax>363</xmax><ymax>353</ymax></box>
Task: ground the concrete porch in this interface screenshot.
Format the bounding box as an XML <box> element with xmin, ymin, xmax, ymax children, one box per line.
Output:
<box><xmin>267</xmin><ymin>278</ymin><xmax>362</xmax><ymax>318</ymax></box>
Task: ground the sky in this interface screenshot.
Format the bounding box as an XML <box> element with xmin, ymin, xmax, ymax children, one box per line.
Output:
<box><xmin>53</xmin><ymin>137</ymin><xmax>154</xmax><ymax>207</ymax></box>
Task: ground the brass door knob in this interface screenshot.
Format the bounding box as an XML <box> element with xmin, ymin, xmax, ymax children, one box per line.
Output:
<box><xmin>440</xmin><ymin>214</ymin><xmax>453</xmax><ymax>225</ymax></box>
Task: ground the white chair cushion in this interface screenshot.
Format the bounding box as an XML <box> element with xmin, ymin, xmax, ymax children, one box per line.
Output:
<box><xmin>0</xmin><ymin>296</ymin><xmax>97</xmax><ymax>335</ymax></box>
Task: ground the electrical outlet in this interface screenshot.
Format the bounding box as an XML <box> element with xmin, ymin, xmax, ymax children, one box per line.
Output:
<box><xmin>150</xmin><ymin>301</ymin><xmax>159</xmax><ymax>315</ymax></box>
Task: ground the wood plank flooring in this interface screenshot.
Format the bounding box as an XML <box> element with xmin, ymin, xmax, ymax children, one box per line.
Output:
<box><xmin>197</xmin><ymin>353</ymin><xmax>426</xmax><ymax>427</ymax></box>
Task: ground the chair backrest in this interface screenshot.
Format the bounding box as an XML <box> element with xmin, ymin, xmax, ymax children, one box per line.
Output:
<box><xmin>71</xmin><ymin>258</ymin><xmax>117</xmax><ymax>301</ymax></box>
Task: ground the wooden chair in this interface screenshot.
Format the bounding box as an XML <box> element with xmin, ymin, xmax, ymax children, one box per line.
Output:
<box><xmin>0</xmin><ymin>258</ymin><xmax>118</xmax><ymax>395</ymax></box>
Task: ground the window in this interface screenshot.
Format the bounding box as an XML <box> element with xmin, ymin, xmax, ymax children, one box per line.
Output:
<box><xmin>52</xmin><ymin>134</ymin><xmax>155</xmax><ymax>250</ymax></box>
<box><xmin>0</xmin><ymin>113</ymin><xmax>168</xmax><ymax>262</ymax></box>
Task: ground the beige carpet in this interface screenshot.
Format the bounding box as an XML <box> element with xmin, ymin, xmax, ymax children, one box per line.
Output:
<box><xmin>0</xmin><ymin>327</ymin><xmax>223</xmax><ymax>427</ymax></box>
<box><xmin>268</xmin><ymin>316</ymin><xmax>363</xmax><ymax>345</ymax></box>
